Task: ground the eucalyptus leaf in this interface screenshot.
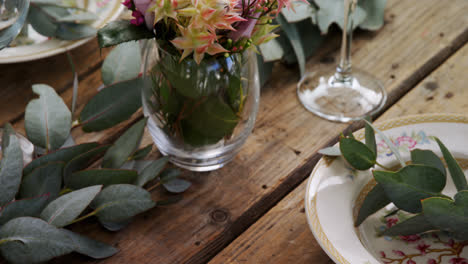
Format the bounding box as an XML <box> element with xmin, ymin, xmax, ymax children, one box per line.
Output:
<box><xmin>0</xmin><ymin>195</ymin><xmax>49</xmax><ymax>225</ymax></box>
<box><xmin>80</xmin><ymin>78</ymin><xmax>143</xmax><ymax>132</ymax></box>
<box><xmin>160</xmin><ymin>168</ymin><xmax>181</xmax><ymax>184</ymax></box>
<box><xmin>66</xmin><ymin>169</ymin><xmax>138</xmax><ymax>190</ymax></box>
<box><xmin>355</xmin><ymin>184</ymin><xmax>390</xmax><ymax>226</ymax></box>
<box><xmin>57</xmin><ymin>11</ymin><xmax>98</xmax><ymax>23</ymax></box>
<box><xmin>99</xmin><ymin>218</ymin><xmax>132</xmax><ymax>232</ymax></box>
<box><xmin>410</xmin><ymin>149</ymin><xmax>446</xmax><ymax>176</ymax></box>
<box><xmin>131</xmin><ymin>144</ymin><xmax>153</xmax><ymax>160</ymax></box>
<box><xmin>136</xmin><ymin>157</ymin><xmax>169</xmax><ymax>187</ymax></box>
<box><xmin>364</xmin><ymin>116</ymin><xmax>377</xmax><ymax>155</ymax></box>
<box><xmin>276</xmin><ymin>14</ymin><xmax>305</xmax><ymax>76</ymax></box>
<box><xmin>318</xmin><ymin>146</ymin><xmax>341</xmax><ymax>156</ymax></box>
<box><xmin>102</xmin><ymin>118</ymin><xmax>147</xmax><ymax>168</ymax></box>
<box><xmin>281</xmin><ymin>1</ymin><xmax>315</xmax><ymax>23</ymax></box>
<box><xmin>91</xmin><ymin>184</ymin><xmax>156</xmax><ymax>223</ymax></box>
<box><xmin>40</xmin><ymin>185</ymin><xmax>102</xmax><ymax>227</ymax></box>
<box><xmin>363</xmin><ymin>120</ymin><xmax>406</xmax><ymax>167</ymax></box>
<box><xmin>374</xmin><ymin>165</ymin><xmax>446</xmax><ymax>213</ymax></box>
<box><xmin>19</xmin><ymin>162</ymin><xmax>64</xmax><ymax>201</ymax></box>
<box><xmin>281</xmin><ymin>21</ymin><xmax>323</xmax><ymax>65</ymax></box>
<box><xmin>314</xmin><ymin>0</ymin><xmax>367</xmax><ymax>33</ymax></box>
<box><xmin>62</xmin><ymin>229</ymin><xmax>118</xmax><ymax>259</ymax></box>
<box><xmin>63</xmin><ymin>144</ymin><xmax>111</xmax><ymax>182</ymax></box>
<box><xmin>422</xmin><ymin>191</ymin><xmax>468</xmax><ymax>240</ymax></box>
<box><xmin>0</xmin><ymin>217</ymin><xmax>75</xmax><ymax>264</ymax></box>
<box><xmin>163</xmin><ymin>178</ymin><xmax>191</xmax><ymax>193</ymax></box>
<box><xmin>434</xmin><ymin>137</ymin><xmax>467</xmax><ymax>191</ymax></box>
<box><xmin>358</xmin><ymin>0</ymin><xmax>387</xmax><ymax>30</ymax></box>
<box><xmin>0</xmin><ymin>124</ymin><xmax>23</xmax><ymax>206</ymax></box>
<box><xmin>259</xmin><ymin>38</ymin><xmax>285</xmax><ymax>62</ymax></box>
<box><xmin>97</xmin><ymin>20</ymin><xmax>155</xmax><ymax>48</ymax></box>
<box><xmin>28</xmin><ymin>5</ymin><xmax>58</xmax><ymax>36</ymax></box>
<box><xmin>339</xmin><ymin>137</ymin><xmax>376</xmax><ymax>170</ymax></box>
<box><xmin>25</xmin><ymin>84</ymin><xmax>71</xmax><ymax>151</ymax></box>
<box><xmin>382</xmin><ymin>213</ymin><xmax>435</xmax><ymax>236</ymax></box>
<box><xmin>23</xmin><ymin>142</ymin><xmax>99</xmax><ymax>175</ymax></box>
<box><xmin>102</xmin><ymin>41</ymin><xmax>142</xmax><ymax>85</ymax></box>
<box><xmin>56</xmin><ymin>22</ymin><xmax>97</xmax><ymax>40</ymax></box>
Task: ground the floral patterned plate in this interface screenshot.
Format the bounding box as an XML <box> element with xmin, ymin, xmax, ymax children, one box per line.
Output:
<box><xmin>305</xmin><ymin>114</ymin><xmax>468</xmax><ymax>264</ymax></box>
<box><xmin>0</xmin><ymin>0</ymin><xmax>123</xmax><ymax>64</ymax></box>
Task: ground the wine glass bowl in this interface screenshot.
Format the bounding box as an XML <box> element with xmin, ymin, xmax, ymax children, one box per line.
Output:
<box><xmin>0</xmin><ymin>0</ymin><xmax>30</xmax><ymax>50</ymax></box>
<box><xmin>297</xmin><ymin>0</ymin><xmax>387</xmax><ymax>122</ymax></box>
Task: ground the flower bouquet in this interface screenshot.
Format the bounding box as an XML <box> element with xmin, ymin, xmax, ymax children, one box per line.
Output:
<box><xmin>98</xmin><ymin>0</ymin><xmax>302</xmax><ymax>170</ymax></box>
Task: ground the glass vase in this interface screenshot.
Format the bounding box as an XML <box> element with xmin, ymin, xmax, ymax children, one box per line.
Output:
<box><xmin>141</xmin><ymin>39</ymin><xmax>260</xmax><ymax>172</ymax></box>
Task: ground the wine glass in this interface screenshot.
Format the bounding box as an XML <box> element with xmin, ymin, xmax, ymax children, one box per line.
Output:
<box><xmin>297</xmin><ymin>0</ymin><xmax>387</xmax><ymax>122</ymax></box>
<box><xmin>0</xmin><ymin>0</ymin><xmax>30</xmax><ymax>50</ymax></box>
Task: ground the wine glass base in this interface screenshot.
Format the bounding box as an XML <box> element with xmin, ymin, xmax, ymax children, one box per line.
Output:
<box><xmin>297</xmin><ymin>69</ymin><xmax>387</xmax><ymax>122</ymax></box>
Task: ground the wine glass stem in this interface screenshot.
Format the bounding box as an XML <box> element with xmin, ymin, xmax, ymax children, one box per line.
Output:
<box><xmin>336</xmin><ymin>0</ymin><xmax>355</xmax><ymax>81</ymax></box>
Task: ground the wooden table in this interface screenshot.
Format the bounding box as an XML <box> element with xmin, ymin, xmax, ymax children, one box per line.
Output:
<box><xmin>1</xmin><ymin>0</ymin><xmax>467</xmax><ymax>263</ymax></box>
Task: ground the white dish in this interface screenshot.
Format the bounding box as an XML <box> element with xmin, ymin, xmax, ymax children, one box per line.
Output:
<box><xmin>0</xmin><ymin>0</ymin><xmax>123</xmax><ymax>64</ymax></box>
<box><xmin>305</xmin><ymin>114</ymin><xmax>468</xmax><ymax>264</ymax></box>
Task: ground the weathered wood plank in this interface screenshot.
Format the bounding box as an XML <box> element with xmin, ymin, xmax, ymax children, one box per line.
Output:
<box><xmin>209</xmin><ymin>43</ymin><xmax>468</xmax><ymax>264</ymax></box>
<box><xmin>0</xmin><ymin>39</ymin><xmax>110</xmax><ymax>126</ymax></box>
<box><xmin>3</xmin><ymin>0</ymin><xmax>467</xmax><ymax>263</ymax></box>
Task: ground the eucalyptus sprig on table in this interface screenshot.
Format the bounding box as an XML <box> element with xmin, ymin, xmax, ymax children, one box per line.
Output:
<box><xmin>0</xmin><ymin>83</ymin><xmax>191</xmax><ymax>263</ymax></box>
<box><xmin>320</xmin><ymin>118</ymin><xmax>468</xmax><ymax>240</ymax></box>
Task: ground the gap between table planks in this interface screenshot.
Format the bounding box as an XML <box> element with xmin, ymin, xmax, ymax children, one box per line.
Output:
<box><xmin>209</xmin><ymin>41</ymin><xmax>468</xmax><ymax>264</ymax></box>
<box><xmin>1</xmin><ymin>0</ymin><xmax>467</xmax><ymax>263</ymax></box>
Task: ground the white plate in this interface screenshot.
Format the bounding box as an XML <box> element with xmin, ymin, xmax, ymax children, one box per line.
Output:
<box><xmin>0</xmin><ymin>0</ymin><xmax>123</xmax><ymax>64</ymax></box>
<box><xmin>305</xmin><ymin>114</ymin><xmax>468</xmax><ymax>264</ymax></box>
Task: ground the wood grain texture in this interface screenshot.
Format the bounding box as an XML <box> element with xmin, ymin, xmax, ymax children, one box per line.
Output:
<box><xmin>209</xmin><ymin>43</ymin><xmax>468</xmax><ymax>264</ymax></box>
<box><xmin>2</xmin><ymin>0</ymin><xmax>467</xmax><ymax>263</ymax></box>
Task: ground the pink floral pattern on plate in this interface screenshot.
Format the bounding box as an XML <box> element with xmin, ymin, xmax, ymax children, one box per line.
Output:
<box><xmin>377</xmin><ymin>130</ymin><xmax>431</xmax><ymax>159</ymax></box>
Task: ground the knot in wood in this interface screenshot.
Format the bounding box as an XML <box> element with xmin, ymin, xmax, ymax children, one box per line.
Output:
<box><xmin>211</xmin><ymin>209</ymin><xmax>228</xmax><ymax>222</ymax></box>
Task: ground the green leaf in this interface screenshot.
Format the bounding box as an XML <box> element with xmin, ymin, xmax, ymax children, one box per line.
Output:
<box><xmin>259</xmin><ymin>38</ymin><xmax>285</xmax><ymax>62</ymax></box>
<box><xmin>63</xmin><ymin>145</ymin><xmax>111</xmax><ymax>182</ymax></box>
<box><xmin>28</xmin><ymin>5</ymin><xmax>58</xmax><ymax>36</ymax></box>
<box><xmin>99</xmin><ymin>218</ymin><xmax>132</xmax><ymax>232</ymax></box>
<box><xmin>281</xmin><ymin>22</ymin><xmax>323</xmax><ymax>65</ymax></box>
<box><xmin>422</xmin><ymin>190</ymin><xmax>468</xmax><ymax>240</ymax></box>
<box><xmin>363</xmin><ymin>119</ymin><xmax>406</xmax><ymax>167</ymax></box>
<box><xmin>130</xmin><ymin>144</ymin><xmax>153</xmax><ymax>160</ymax></box>
<box><xmin>0</xmin><ymin>217</ymin><xmax>75</xmax><ymax>264</ymax></box>
<box><xmin>358</xmin><ymin>0</ymin><xmax>387</xmax><ymax>30</ymax></box>
<box><xmin>91</xmin><ymin>184</ymin><xmax>156</xmax><ymax>223</ymax></box>
<box><xmin>276</xmin><ymin>14</ymin><xmax>306</xmax><ymax>76</ymax></box>
<box><xmin>434</xmin><ymin>137</ymin><xmax>467</xmax><ymax>191</ymax></box>
<box><xmin>102</xmin><ymin>118</ymin><xmax>147</xmax><ymax>168</ymax></box>
<box><xmin>182</xmin><ymin>97</ymin><xmax>238</xmax><ymax>146</ymax></box>
<box><xmin>135</xmin><ymin>157</ymin><xmax>169</xmax><ymax>187</ymax></box>
<box><xmin>80</xmin><ymin>78</ymin><xmax>143</xmax><ymax>132</ymax></box>
<box><xmin>40</xmin><ymin>185</ymin><xmax>102</xmax><ymax>227</ymax></box>
<box><xmin>57</xmin><ymin>11</ymin><xmax>98</xmax><ymax>23</ymax></box>
<box><xmin>163</xmin><ymin>179</ymin><xmax>191</xmax><ymax>193</ymax></box>
<box><xmin>97</xmin><ymin>20</ymin><xmax>155</xmax><ymax>48</ymax></box>
<box><xmin>65</xmin><ymin>169</ymin><xmax>138</xmax><ymax>190</ymax></box>
<box><xmin>339</xmin><ymin>137</ymin><xmax>376</xmax><ymax>170</ymax></box>
<box><xmin>0</xmin><ymin>195</ymin><xmax>49</xmax><ymax>225</ymax></box>
<box><xmin>23</xmin><ymin>142</ymin><xmax>99</xmax><ymax>175</ymax></box>
<box><xmin>315</xmin><ymin>0</ymin><xmax>367</xmax><ymax>33</ymax></box>
<box><xmin>411</xmin><ymin>149</ymin><xmax>446</xmax><ymax>176</ymax></box>
<box><xmin>0</xmin><ymin>124</ymin><xmax>23</xmax><ymax>206</ymax></box>
<box><xmin>355</xmin><ymin>184</ymin><xmax>390</xmax><ymax>226</ymax></box>
<box><xmin>318</xmin><ymin>146</ymin><xmax>341</xmax><ymax>156</ymax></box>
<box><xmin>56</xmin><ymin>23</ymin><xmax>97</xmax><ymax>40</ymax></box>
<box><xmin>61</xmin><ymin>229</ymin><xmax>118</xmax><ymax>259</ymax></box>
<box><xmin>102</xmin><ymin>41</ymin><xmax>142</xmax><ymax>86</ymax></box>
<box><xmin>382</xmin><ymin>213</ymin><xmax>435</xmax><ymax>236</ymax></box>
<box><xmin>25</xmin><ymin>84</ymin><xmax>71</xmax><ymax>151</ymax></box>
<box><xmin>160</xmin><ymin>168</ymin><xmax>181</xmax><ymax>184</ymax></box>
<box><xmin>374</xmin><ymin>165</ymin><xmax>446</xmax><ymax>213</ymax></box>
<box><xmin>19</xmin><ymin>162</ymin><xmax>64</xmax><ymax>201</ymax></box>
<box><xmin>364</xmin><ymin>116</ymin><xmax>377</xmax><ymax>155</ymax></box>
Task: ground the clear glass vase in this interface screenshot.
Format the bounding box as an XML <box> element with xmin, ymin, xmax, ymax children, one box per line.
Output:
<box><xmin>141</xmin><ymin>39</ymin><xmax>260</xmax><ymax>171</ymax></box>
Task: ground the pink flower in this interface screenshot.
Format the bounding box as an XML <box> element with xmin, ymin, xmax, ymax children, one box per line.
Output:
<box><xmin>400</xmin><ymin>235</ymin><xmax>421</xmax><ymax>242</ymax></box>
<box><xmin>428</xmin><ymin>259</ymin><xmax>437</xmax><ymax>264</ymax></box>
<box><xmin>228</xmin><ymin>12</ymin><xmax>260</xmax><ymax>41</ymax></box>
<box><xmin>417</xmin><ymin>243</ymin><xmax>430</xmax><ymax>255</ymax></box>
<box><xmin>393</xmin><ymin>250</ymin><xmax>406</xmax><ymax>257</ymax></box>
<box><xmin>122</xmin><ymin>0</ymin><xmax>133</xmax><ymax>8</ymax></box>
<box><xmin>380</xmin><ymin>251</ymin><xmax>386</xmax><ymax>258</ymax></box>
<box><xmin>130</xmin><ymin>10</ymin><xmax>145</xmax><ymax>25</ymax></box>
<box><xmin>450</xmin><ymin>258</ymin><xmax>468</xmax><ymax>264</ymax></box>
<box><xmin>447</xmin><ymin>239</ymin><xmax>456</xmax><ymax>248</ymax></box>
<box><xmin>133</xmin><ymin>0</ymin><xmax>156</xmax><ymax>29</ymax></box>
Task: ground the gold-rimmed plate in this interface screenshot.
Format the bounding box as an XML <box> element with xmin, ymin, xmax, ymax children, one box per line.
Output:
<box><xmin>305</xmin><ymin>114</ymin><xmax>468</xmax><ymax>264</ymax></box>
<box><xmin>0</xmin><ymin>0</ymin><xmax>123</xmax><ymax>64</ymax></box>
